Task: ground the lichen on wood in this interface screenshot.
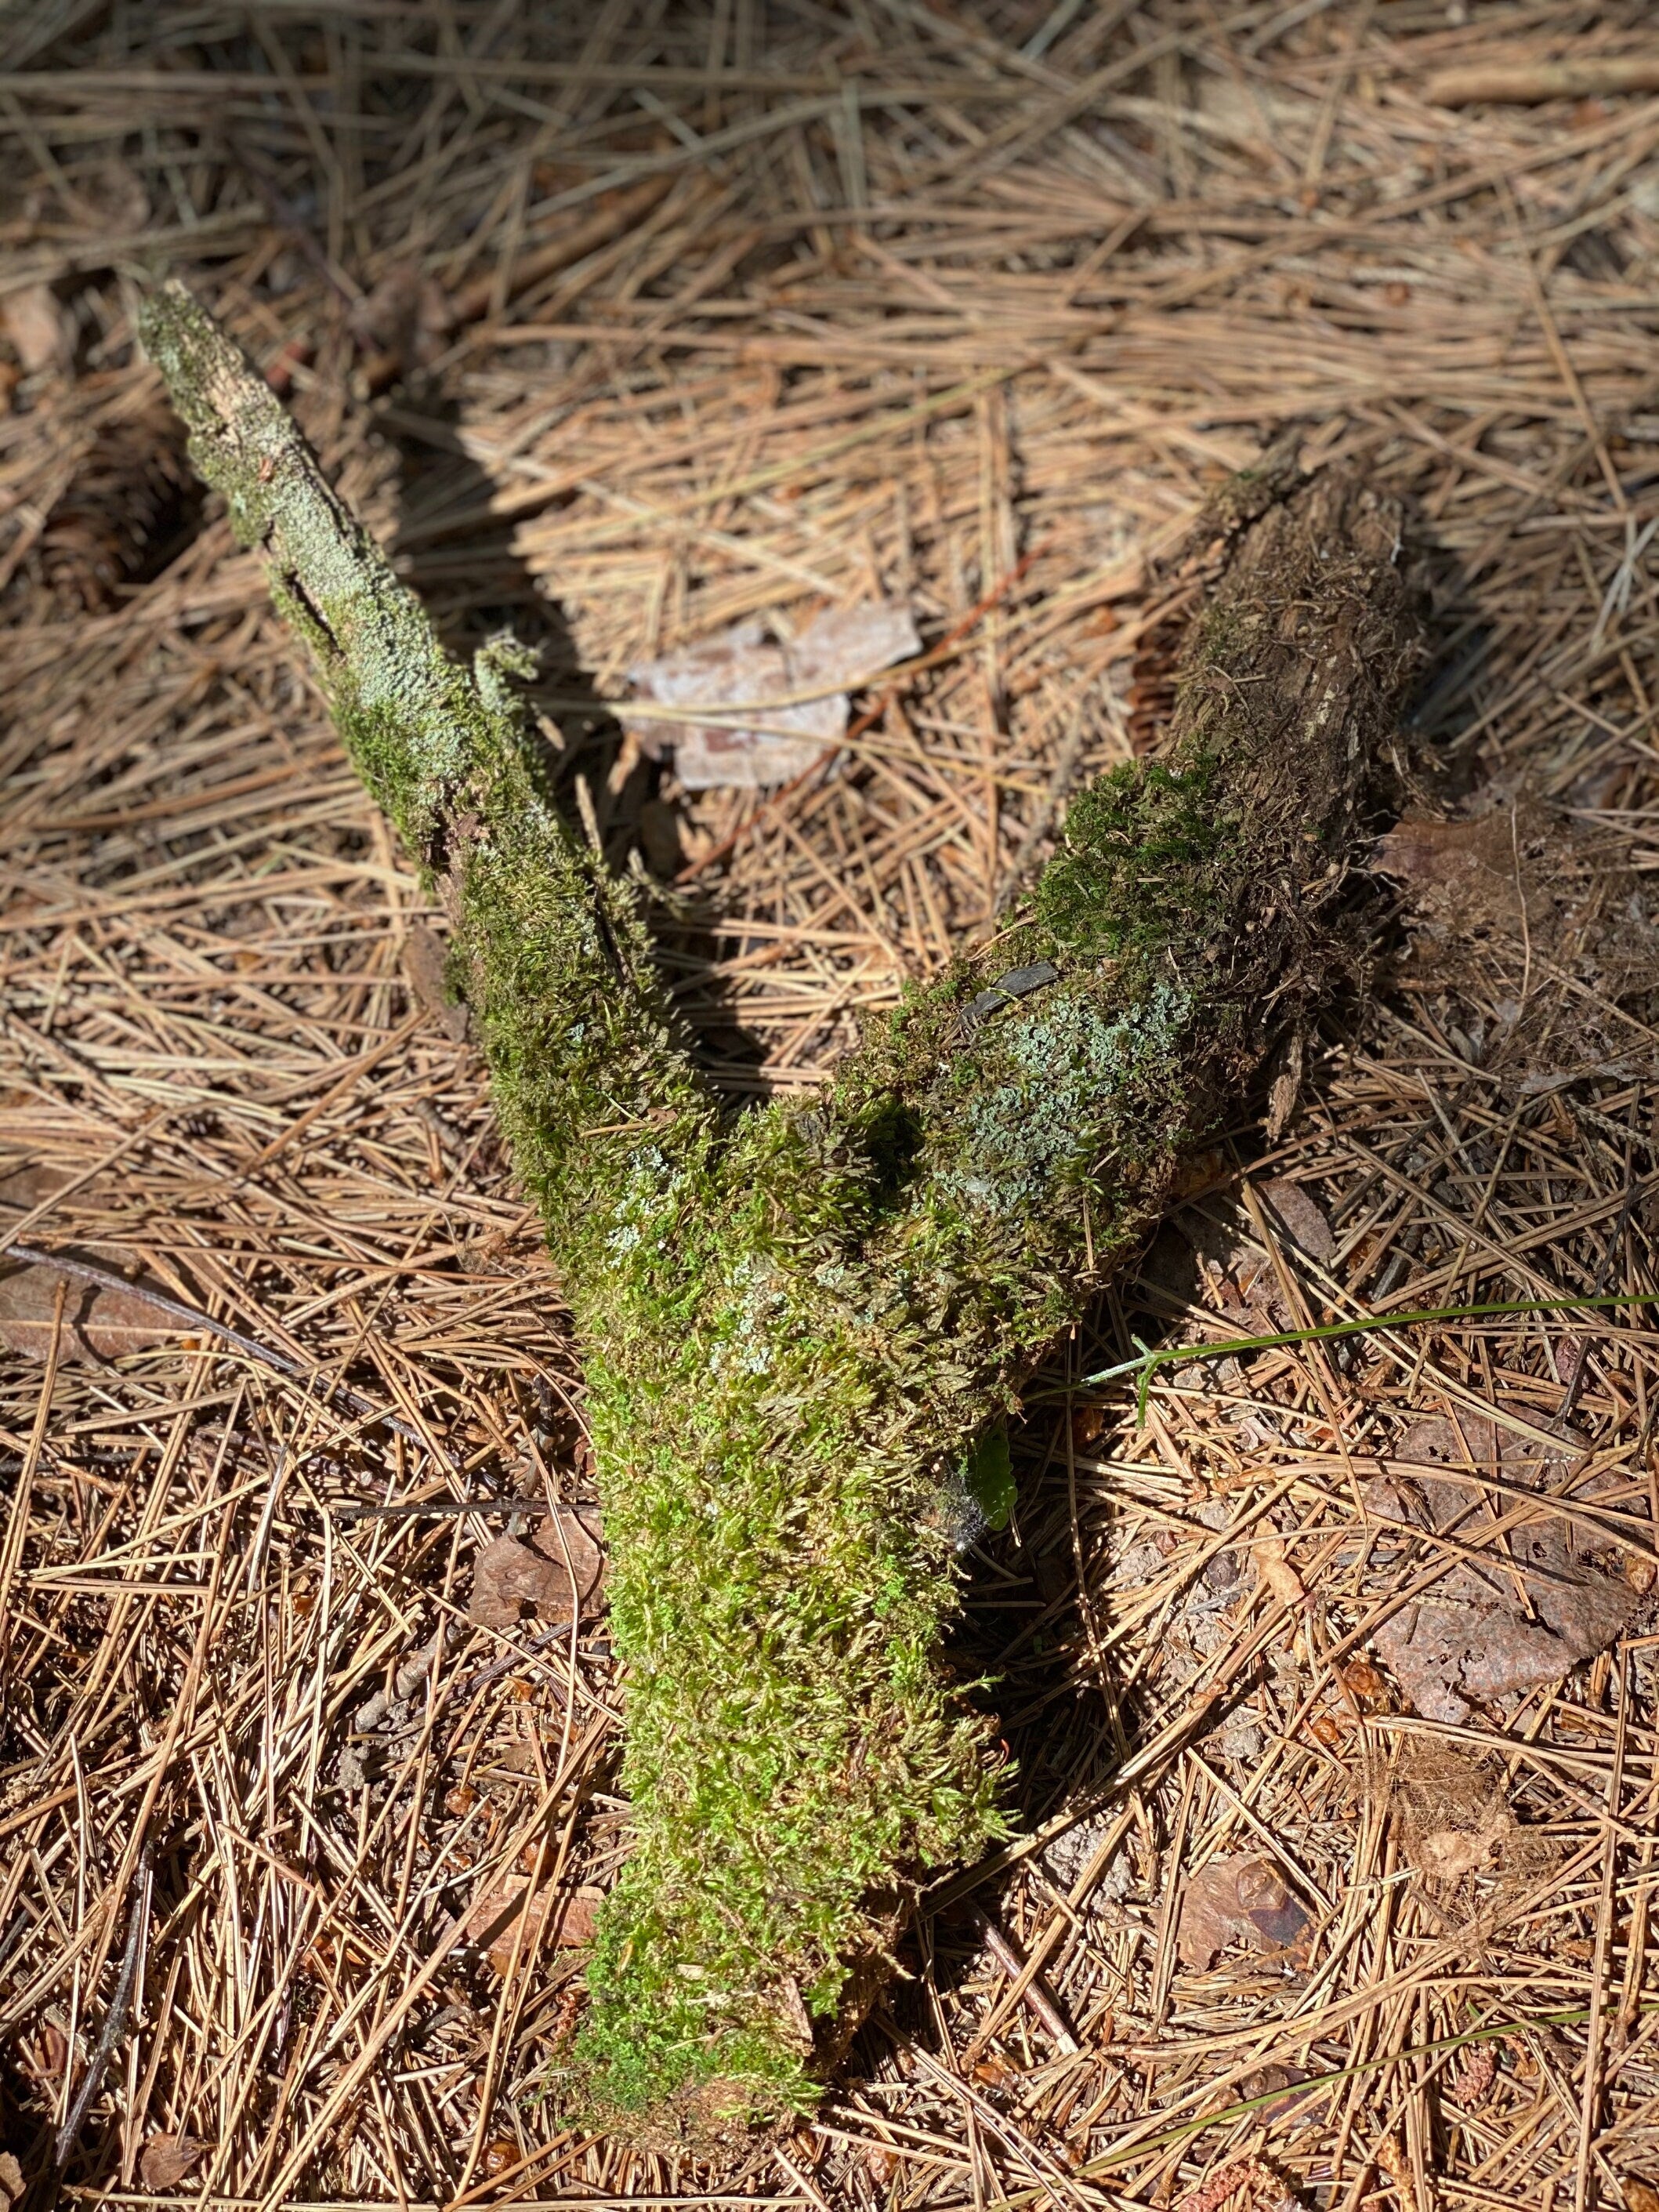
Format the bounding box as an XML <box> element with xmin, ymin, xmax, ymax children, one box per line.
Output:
<box><xmin>140</xmin><ymin>281</ymin><xmax>1424</xmax><ymax>2148</ymax></box>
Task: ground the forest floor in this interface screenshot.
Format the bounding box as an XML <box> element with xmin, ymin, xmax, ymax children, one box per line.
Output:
<box><xmin>5</xmin><ymin>4</ymin><xmax>1659</xmax><ymax>2209</ymax></box>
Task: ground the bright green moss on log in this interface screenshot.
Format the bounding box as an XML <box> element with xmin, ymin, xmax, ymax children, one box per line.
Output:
<box><xmin>141</xmin><ymin>283</ymin><xmax>1423</xmax><ymax>2149</ymax></box>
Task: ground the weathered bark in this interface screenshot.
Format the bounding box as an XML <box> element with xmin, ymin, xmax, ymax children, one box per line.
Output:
<box><xmin>140</xmin><ymin>281</ymin><xmax>1424</xmax><ymax>2147</ymax></box>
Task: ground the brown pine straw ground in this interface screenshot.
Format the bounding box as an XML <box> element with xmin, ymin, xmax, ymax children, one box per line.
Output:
<box><xmin>8</xmin><ymin>3</ymin><xmax>1659</xmax><ymax>2207</ymax></box>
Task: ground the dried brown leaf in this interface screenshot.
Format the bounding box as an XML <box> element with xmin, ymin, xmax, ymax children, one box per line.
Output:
<box><xmin>139</xmin><ymin>2134</ymin><xmax>206</xmax><ymax>2192</ymax></box>
<box><xmin>1621</xmin><ymin>2181</ymin><xmax>1659</xmax><ymax>2212</ymax></box>
<box><xmin>1376</xmin><ymin>809</ymin><xmax>1530</xmax><ymax>934</ymax></box>
<box><xmin>3</xmin><ymin>283</ymin><xmax>71</xmax><ymax>375</ymax></box>
<box><xmin>461</xmin><ymin>1876</ymin><xmax>604</xmax><ymax>1973</ymax></box>
<box><xmin>1175</xmin><ymin>1855</ymin><xmax>1309</xmax><ymax>1971</ymax></box>
<box><xmin>467</xmin><ymin>1504</ymin><xmax>603</xmax><ymax>1629</ymax></box>
<box><xmin>0</xmin><ymin>1261</ymin><xmax>175</xmax><ymax>1363</ymax></box>
<box><xmin>625</xmin><ymin>604</ymin><xmax>919</xmax><ymax>788</ymax></box>
<box><xmin>0</xmin><ymin>1168</ymin><xmax>176</xmax><ymax>1362</ymax></box>
<box><xmin>1364</xmin><ymin>1416</ymin><xmax>1638</xmax><ymax>1723</ymax></box>
<box><xmin>0</xmin><ymin>2151</ymin><xmax>22</xmax><ymax>2212</ymax></box>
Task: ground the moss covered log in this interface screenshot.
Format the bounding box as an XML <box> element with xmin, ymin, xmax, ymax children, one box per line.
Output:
<box><xmin>140</xmin><ymin>281</ymin><xmax>1423</xmax><ymax>2146</ymax></box>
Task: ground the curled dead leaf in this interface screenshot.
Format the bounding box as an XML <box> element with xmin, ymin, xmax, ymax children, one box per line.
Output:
<box><xmin>139</xmin><ymin>2133</ymin><xmax>207</xmax><ymax>2191</ymax></box>
<box><xmin>1175</xmin><ymin>1855</ymin><xmax>1309</xmax><ymax>1971</ymax></box>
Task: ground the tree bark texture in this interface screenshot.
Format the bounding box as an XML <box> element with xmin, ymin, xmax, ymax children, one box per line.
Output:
<box><xmin>140</xmin><ymin>281</ymin><xmax>1424</xmax><ymax>2147</ymax></box>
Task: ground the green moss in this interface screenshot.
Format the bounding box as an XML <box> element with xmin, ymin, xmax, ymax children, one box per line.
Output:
<box><xmin>1034</xmin><ymin>753</ymin><xmax>1230</xmax><ymax>966</ymax></box>
<box><xmin>141</xmin><ymin>285</ymin><xmax>1420</xmax><ymax>2148</ymax></box>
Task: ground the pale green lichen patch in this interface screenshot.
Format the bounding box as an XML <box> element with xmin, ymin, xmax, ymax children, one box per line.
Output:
<box><xmin>141</xmin><ymin>286</ymin><xmax>1423</xmax><ymax>2148</ymax></box>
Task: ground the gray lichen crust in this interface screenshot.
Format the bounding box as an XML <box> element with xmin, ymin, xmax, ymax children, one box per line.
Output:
<box><xmin>140</xmin><ymin>281</ymin><xmax>1424</xmax><ymax>2148</ymax></box>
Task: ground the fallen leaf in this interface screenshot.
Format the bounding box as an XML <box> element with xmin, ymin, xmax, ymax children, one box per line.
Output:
<box><xmin>1364</xmin><ymin>1416</ymin><xmax>1639</xmax><ymax>1724</ymax></box>
<box><xmin>0</xmin><ymin>2151</ymin><xmax>22</xmax><ymax>2212</ymax></box>
<box><xmin>1376</xmin><ymin>807</ymin><xmax>1533</xmax><ymax>934</ymax></box>
<box><xmin>0</xmin><ymin>1259</ymin><xmax>175</xmax><ymax>1363</ymax></box>
<box><xmin>467</xmin><ymin>1504</ymin><xmax>603</xmax><ymax>1629</ymax></box>
<box><xmin>402</xmin><ymin>923</ymin><xmax>469</xmax><ymax>1042</ymax></box>
<box><xmin>4</xmin><ymin>282</ymin><xmax>71</xmax><ymax>374</ymax></box>
<box><xmin>461</xmin><ymin>1875</ymin><xmax>604</xmax><ymax>1973</ymax></box>
<box><xmin>0</xmin><ymin>1168</ymin><xmax>176</xmax><ymax>1363</ymax></box>
<box><xmin>1176</xmin><ymin>2153</ymin><xmax>1302</xmax><ymax>2211</ymax></box>
<box><xmin>865</xmin><ymin>2144</ymin><xmax>898</xmax><ymax>2187</ymax></box>
<box><xmin>139</xmin><ymin>2134</ymin><xmax>206</xmax><ymax>2191</ymax></box>
<box><xmin>1175</xmin><ymin>1855</ymin><xmax>1309</xmax><ymax>1971</ymax></box>
<box><xmin>1621</xmin><ymin>2179</ymin><xmax>1659</xmax><ymax>2212</ymax></box>
<box><xmin>1255</xmin><ymin>1177</ymin><xmax>1335</xmax><ymax>1265</ymax></box>
<box><xmin>625</xmin><ymin>604</ymin><xmax>919</xmax><ymax>789</ymax></box>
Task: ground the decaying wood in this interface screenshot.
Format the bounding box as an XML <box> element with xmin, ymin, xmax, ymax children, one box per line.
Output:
<box><xmin>139</xmin><ymin>279</ymin><xmax>1423</xmax><ymax>2146</ymax></box>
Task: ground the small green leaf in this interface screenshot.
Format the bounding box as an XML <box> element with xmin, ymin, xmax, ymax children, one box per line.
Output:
<box><xmin>964</xmin><ymin>1424</ymin><xmax>1016</xmax><ymax>1532</ymax></box>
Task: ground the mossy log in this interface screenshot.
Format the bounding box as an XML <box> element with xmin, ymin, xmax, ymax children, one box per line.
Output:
<box><xmin>140</xmin><ymin>281</ymin><xmax>1424</xmax><ymax>2146</ymax></box>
